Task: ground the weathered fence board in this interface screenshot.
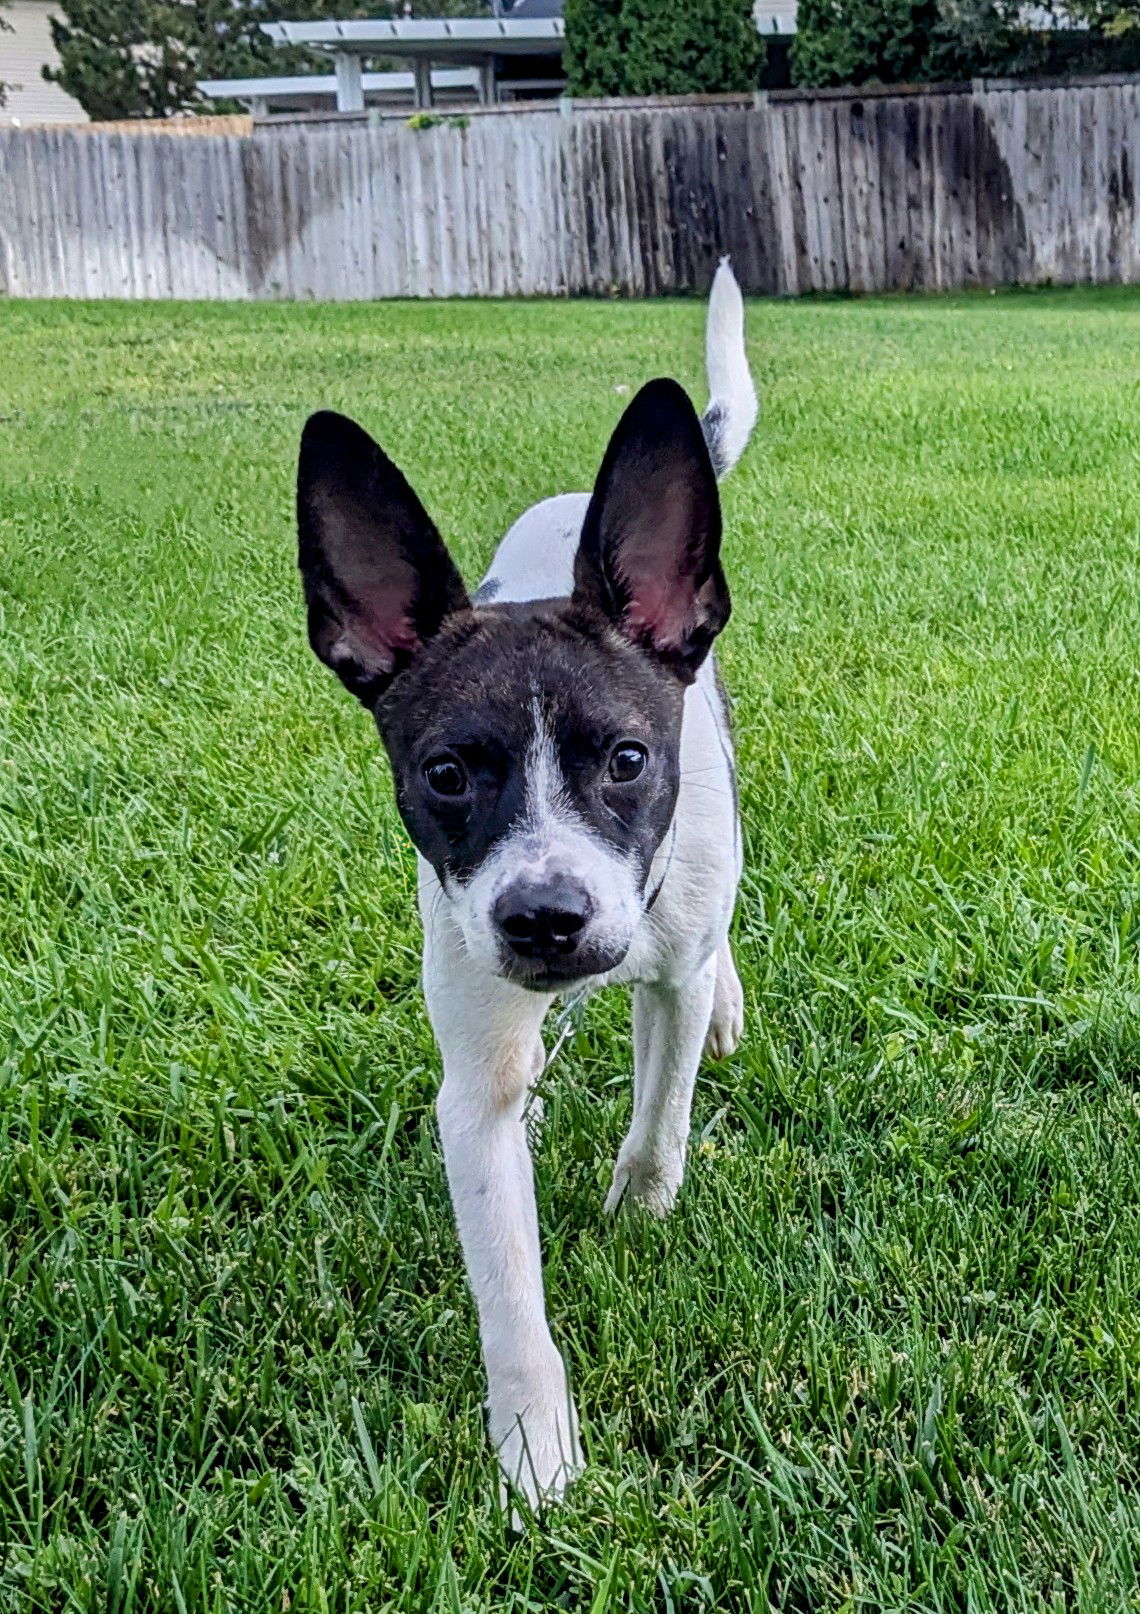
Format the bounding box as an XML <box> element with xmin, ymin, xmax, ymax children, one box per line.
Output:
<box><xmin>4</xmin><ymin>82</ymin><xmax>1140</xmax><ymax>299</ymax></box>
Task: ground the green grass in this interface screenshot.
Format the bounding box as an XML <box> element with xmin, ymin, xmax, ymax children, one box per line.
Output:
<box><xmin>3</xmin><ymin>287</ymin><xmax>1140</xmax><ymax>1611</ymax></box>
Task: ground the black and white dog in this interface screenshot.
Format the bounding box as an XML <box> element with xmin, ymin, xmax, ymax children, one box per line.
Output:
<box><xmin>296</xmin><ymin>263</ymin><xmax>757</xmax><ymax>1509</ymax></box>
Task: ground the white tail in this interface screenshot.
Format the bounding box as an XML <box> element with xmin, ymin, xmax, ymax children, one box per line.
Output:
<box><xmin>701</xmin><ymin>258</ymin><xmax>759</xmax><ymax>479</ymax></box>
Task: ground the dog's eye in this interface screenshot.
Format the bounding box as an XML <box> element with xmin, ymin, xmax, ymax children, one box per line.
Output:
<box><xmin>608</xmin><ymin>742</ymin><xmax>648</xmax><ymax>784</ymax></box>
<box><xmin>423</xmin><ymin>754</ymin><xmax>469</xmax><ymax>798</ymax></box>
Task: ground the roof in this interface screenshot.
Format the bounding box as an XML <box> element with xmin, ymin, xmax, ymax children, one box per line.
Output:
<box><xmin>261</xmin><ymin>16</ymin><xmax>565</xmax><ymax>58</ymax></box>
<box><xmin>199</xmin><ymin>67</ymin><xmax>481</xmax><ymax>102</ymax></box>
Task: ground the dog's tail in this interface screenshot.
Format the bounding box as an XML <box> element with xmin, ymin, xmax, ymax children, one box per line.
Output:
<box><xmin>701</xmin><ymin>258</ymin><xmax>758</xmax><ymax>479</ymax></box>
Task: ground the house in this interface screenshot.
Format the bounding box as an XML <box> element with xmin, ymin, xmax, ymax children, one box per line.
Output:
<box><xmin>252</xmin><ymin>1</ymin><xmax>800</xmax><ymax>114</ymax></box>
<box><xmin>1</xmin><ymin>0</ymin><xmax>87</xmax><ymax>124</ymax></box>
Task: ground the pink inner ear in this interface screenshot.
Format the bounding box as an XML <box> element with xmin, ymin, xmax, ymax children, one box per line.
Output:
<box><xmin>608</xmin><ymin>468</ymin><xmax>706</xmax><ymax>653</ymax></box>
<box><xmin>622</xmin><ymin>576</ymin><xmax>693</xmax><ymax>652</ymax></box>
<box><xmin>320</xmin><ymin>491</ymin><xmax>426</xmax><ymax>670</ymax></box>
<box><xmin>347</xmin><ymin>587</ymin><xmax>422</xmax><ymax>670</ymax></box>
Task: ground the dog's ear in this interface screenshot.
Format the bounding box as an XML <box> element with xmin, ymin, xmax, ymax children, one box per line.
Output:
<box><xmin>297</xmin><ymin>410</ymin><xmax>470</xmax><ymax>705</ymax></box>
<box><xmin>572</xmin><ymin>378</ymin><xmax>728</xmax><ymax>682</ymax></box>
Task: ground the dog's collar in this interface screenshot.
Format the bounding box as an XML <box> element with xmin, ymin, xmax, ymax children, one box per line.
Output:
<box><xmin>644</xmin><ymin>821</ymin><xmax>677</xmax><ymax>915</ymax></box>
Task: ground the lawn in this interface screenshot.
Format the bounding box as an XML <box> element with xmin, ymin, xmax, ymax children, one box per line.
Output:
<box><xmin>2</xmin><ymin>287</ymin><xmax>1140</xmax><ymax>1612</ymax></box>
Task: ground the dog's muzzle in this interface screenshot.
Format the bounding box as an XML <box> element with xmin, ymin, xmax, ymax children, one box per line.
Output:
<box><xmin>492</xmin><ymin>874</ymin><xmax>627</xmax><ymax>989</ymax></box>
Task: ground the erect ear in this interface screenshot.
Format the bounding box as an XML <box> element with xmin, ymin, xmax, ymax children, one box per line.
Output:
<box><xmin>571</xmin><ymin>378</ymin><xmax>728</xmax><ymax>682</ymax></box>
<box><xmin>297</xmin><ymin>410</ymin><xmax>470</xmax><ymax>705</ymax></box>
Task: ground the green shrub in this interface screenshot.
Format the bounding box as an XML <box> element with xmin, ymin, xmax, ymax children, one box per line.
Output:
<box><xmin>565</xmin><ymin>0</ymin><xmax>764</xmax><ymax>98</ymax></box>
<box><xmin>790</xmin><ymin>0</ymin><xmax>1032</xmax><ymax>88</ymax></box>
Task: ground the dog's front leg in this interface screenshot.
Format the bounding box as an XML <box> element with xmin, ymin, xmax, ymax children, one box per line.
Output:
<box><xmin>424</xmin><ymin>930</ymin><xmax>582</xmax><ymax>1511</ymax></box>
<box><xmin>605</xmin><ymin>952</ymin><xmax>718</xmax><ymax>1217</ymax></box>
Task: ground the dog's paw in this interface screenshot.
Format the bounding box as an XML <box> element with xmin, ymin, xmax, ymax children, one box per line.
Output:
<box><xmin>490</xmin><ymin>1365</ymin><xmax>583</xmax><ymax>1519</ymax></box>
<box><xmin>704</xmin><ymin>1003</ymin><xmax>743</xmax><ymax>1061</ymax></box>
<box><xmin>704</xmin><ymin>943</ymin><xmax>744</xmax><ymax>1060</ymax></box>
<box><xmin>604</xmin><ymin>1143</ymin><xmax>684</xmax><ymax>1218</ymax></box>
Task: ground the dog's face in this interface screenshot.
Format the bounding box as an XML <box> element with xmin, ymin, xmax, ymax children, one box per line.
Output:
<box><xmin>297</xmin><ymin>380</ymin><xmax>729</xmax><ymax>990</ymax></box>
<box><xmin>374</xmin><ymin>603</ymin><xmax>685</xmax><ymax>985</ymax></box>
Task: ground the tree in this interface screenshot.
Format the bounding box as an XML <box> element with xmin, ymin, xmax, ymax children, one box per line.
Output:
<box><xmin>1061</xmin><ymin>0</ymin><xmax>1139</xmax><ymax>27</ymax></box>
<box><xmin>46</xmin><ymin>1</ymin><xmax>197</xmax><ymax>122</ymax></box>
<box><xmin>564</xmin><ymin>0</ymin><xmax>764</xmax><ymax>98</ymax></box>
<box><xmin>1044</xmin><ymin>1</ymin><xmax>1140</xmax><ymax>73</ymax></box>
<box><xmin>790</xmin><ymin>0</ymin><xmax>1033</xmax><ymax>87</ymax></box>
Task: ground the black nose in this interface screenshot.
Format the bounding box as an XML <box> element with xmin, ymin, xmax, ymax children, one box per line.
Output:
<box><xmin>493</xmin><ymin>877</ymin><xmax>593</xmax><ymax>961</ymax></box>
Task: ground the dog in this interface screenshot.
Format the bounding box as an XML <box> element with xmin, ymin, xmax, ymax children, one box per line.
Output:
<box><xmin>295</xmin><ymin>261</ymin><xmax>758</xmax><ymax>1511</ymax></box>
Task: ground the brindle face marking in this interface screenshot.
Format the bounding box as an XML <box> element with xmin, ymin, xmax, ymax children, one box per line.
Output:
<box><xmin>297</xmin><ymin>380</ymin><xmax>727</xmax><ymax>989</ymax></box>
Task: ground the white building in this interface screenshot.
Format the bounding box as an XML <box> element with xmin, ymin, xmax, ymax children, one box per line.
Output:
<box><xmin>1</xmin><ymin>0</ymin><xmax>87</xmax><ymax>125</ymax></box>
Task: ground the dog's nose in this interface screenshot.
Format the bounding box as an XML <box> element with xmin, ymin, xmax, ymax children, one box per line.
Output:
<box><xmin>493</xmin><ymin>877</ymin><xmax>593</xmax><ymax>960</ymax></box>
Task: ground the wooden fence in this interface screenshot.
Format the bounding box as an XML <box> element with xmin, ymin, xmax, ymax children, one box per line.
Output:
<box><xmin>2</xmin><ymin>79</ymin><xmax>1140</xmax><ymax>298</ymax></box>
